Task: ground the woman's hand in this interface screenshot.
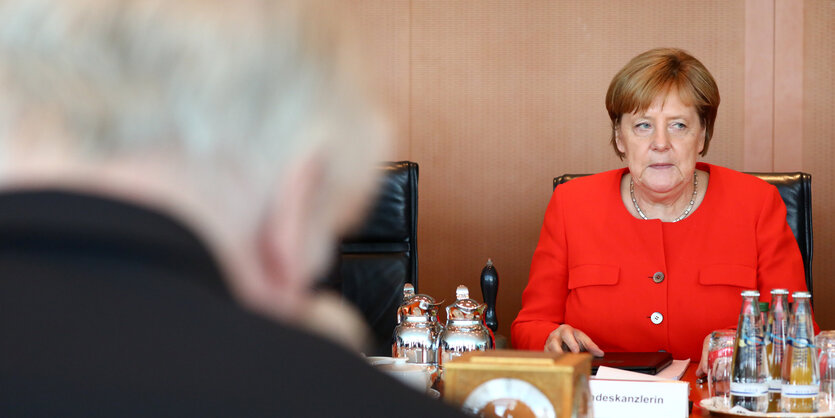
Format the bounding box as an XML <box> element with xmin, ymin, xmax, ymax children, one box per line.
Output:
<box><xmin>696</xmin><ymin>333</ymin><xmax>710</xmax><ymax>377</ymax></box>
<box><xmin>545</xmin><ymin>324</ymin><xmax>605</xmax><ymax>356</ymax></box>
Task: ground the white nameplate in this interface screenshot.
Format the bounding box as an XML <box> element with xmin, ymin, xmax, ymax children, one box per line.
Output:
<box><xmin>590</xmin><ymin>378</ymin><xmax>689</xmax><ymax>418</ymax></box>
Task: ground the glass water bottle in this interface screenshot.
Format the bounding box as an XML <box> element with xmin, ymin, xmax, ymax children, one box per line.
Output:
<box><xmin>730</xmin><ymin>290</ymin><xmax>768</xmax><ymax>412</ymax></box>
<box><xmin>766</xmin><ymin>289</ymin><xmax>789</xmax><ymax>412</ymax></box>
<box><xmin>781</xmin><ymin>291</ymin><xmax>819</xmax><ymax>412</ymax></box>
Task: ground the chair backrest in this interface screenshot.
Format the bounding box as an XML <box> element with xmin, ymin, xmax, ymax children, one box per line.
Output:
<box><xmin>554</xmin><ymin>172</ymin><xmax>814</xmax><ymax>302</ymax></box>
<box><xmin>335</xmin><ymin>161</ymin><xmax>418</xmax><ymax>355</ymax></box>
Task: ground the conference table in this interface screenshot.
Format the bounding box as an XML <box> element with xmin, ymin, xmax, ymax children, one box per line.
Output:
<box><xmin>437</xmin><ymin>358</ymin><xmax>716</xmax><ymax>416</ymax></box>
<box><xmin>435</xmin><ymin>356</ymin><xmax>835</xmax><ymax>416</ymax></box>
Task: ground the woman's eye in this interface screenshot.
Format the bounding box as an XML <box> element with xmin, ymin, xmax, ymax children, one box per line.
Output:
<box><xmin>632</xmin><ymin>122</ymin><xmax>652</xmax><ymax>136</ymax></box>
<box><xmin>670</xmin><ymin>122</ymin><xmax>687</xmax><ymax>131</ymax></box>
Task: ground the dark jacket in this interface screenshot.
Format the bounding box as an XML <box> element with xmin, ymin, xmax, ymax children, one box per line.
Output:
<box><xmin>0</xmin><ymin>190</ymin><xmax>464</xmax><ymax>417</ymax></box>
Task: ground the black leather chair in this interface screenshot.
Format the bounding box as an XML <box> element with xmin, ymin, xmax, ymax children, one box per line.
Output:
<box><xmin>326</xmin><ymin>161</ymin><xmax>419</xmax><ymax>355</ymax></box>
<box><xmin>554</xmin><ymin>172</ymin><xmax>814</xmax><ymax>304</ymax></box>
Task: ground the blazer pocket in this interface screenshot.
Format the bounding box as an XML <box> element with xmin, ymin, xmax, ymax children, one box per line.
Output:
<box><xmin>568</xmin><ymin>264</ymin><xmax>620</xmax><ymax>289</ymax></box>
<box><xmin>699</xmin><ymin>264</ymin><xmax>756</xmax><ymax>288</ymax></box>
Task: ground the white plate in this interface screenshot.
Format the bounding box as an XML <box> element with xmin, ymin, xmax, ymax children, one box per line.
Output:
<box><xmin>699</xmin><ymin>397</ymin><xmax>835</xmax><ymax>417</ymax></box>
<box><xmin>365</xmin><ymin>356</ymin><xmax>398</xmax><ymax>366</ymax></box>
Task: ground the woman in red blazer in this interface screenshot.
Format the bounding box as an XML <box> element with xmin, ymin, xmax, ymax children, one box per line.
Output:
<box><xmin>511</xmin><ymin>48</ymin><xmax>813</xmax><ymax>372</ymax></box>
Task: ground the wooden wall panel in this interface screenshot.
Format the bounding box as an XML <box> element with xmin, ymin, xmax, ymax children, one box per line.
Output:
<box><xmin>773</xmin><ymin>0</ymin><xmax>804</xmax><ymax>171</ymax></box>
<box><xmin>351</xmin><ymin>0</ymin><xmax>412</xmax><ymax>160</ymax></box>
<box><xmin>744</xmin><ymin>0</ymin><xmax>775</xmax><ymax>171</ymax></box>
<box><xmin>803</xmin><ymin>0</ymin><xmax>835</xmax><ymax>328</ymax></box>
<box><xmin>409</xmin><ymin>0</ymin><xmax>746</xmax><ymax>340</ymax></box>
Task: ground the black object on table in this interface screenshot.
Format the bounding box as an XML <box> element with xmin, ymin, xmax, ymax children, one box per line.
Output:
<box><xmin>480</xmin><ymin>258</ymin><xmax>499</xmax><ymax>332</ymax></box>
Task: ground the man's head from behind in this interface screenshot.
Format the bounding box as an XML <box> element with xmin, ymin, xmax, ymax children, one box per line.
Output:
<box><xmin>0</xmin><ymin>0</ymin><xmax>388</xmax><ymax>317</ymax></box>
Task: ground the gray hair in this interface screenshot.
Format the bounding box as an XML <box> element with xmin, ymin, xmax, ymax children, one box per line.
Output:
<box><xmin>0</xmin><ymin>0</ymin><xmax>387</xmax><ymax>239</ymax></box>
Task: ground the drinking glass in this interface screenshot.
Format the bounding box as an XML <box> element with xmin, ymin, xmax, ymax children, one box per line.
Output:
<box><xmin>817</xmin><ymin>331</ymin><xmax>835</xmax><ymax>412</ymax></box>
<box><xmin>709</xmin><ymin>329</ymin><xmax>736</xmax><ymax>408</ymax></box>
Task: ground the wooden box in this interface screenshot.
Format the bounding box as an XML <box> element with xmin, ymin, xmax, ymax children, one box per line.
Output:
<box><xmin>443</xmin><ymin>350</ymin><xmax>592</xmax><ymax>418</ymax></box>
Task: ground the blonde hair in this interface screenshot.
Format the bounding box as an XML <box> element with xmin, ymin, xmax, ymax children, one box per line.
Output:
<box><xmin>606</xmin><ymin>48</ymin><xmax>720</xmax><ymax>159</ymax></box>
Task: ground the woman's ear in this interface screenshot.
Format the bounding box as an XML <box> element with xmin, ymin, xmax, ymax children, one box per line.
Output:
<box><xmin>614</xmin><ymin>127</ymin><xmax>626</xmax><ymax>154</ymax></box>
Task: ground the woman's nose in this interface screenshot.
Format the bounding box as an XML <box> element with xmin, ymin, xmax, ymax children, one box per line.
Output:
<box><xmin>650</xmin><ymin>130</ymin><xmax>671</xmax><ymax>151</ymax></box>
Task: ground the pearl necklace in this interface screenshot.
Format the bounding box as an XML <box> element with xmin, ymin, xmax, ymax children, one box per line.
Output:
<box><xmin>630</xmin><ymin>173</ymin><xmax>698</xmax><ymax>222</ymax></box>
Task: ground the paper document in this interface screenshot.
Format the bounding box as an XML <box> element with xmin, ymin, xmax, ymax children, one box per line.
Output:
<box><xmin>593</xmin><ymin>359</ymin><xmax>689</xmax><ymax>381</ymax></box>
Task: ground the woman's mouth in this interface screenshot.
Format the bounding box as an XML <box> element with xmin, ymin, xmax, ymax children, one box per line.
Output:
<box><xmin>649</xmin><ymin>163</ymin><xmax>674</xmax><ymax>169</ymax></box>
